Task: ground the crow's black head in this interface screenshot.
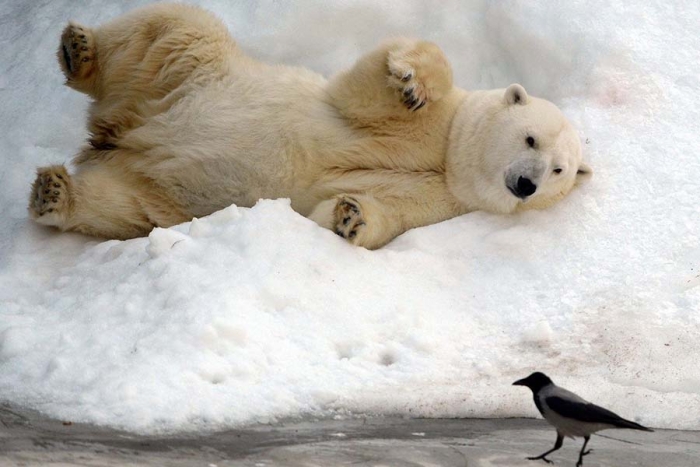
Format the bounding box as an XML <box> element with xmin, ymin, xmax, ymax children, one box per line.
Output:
<box><xmin>512</xmin><ymin>372</ymin><xmax>553</xmax><ymax>392</ymax></box>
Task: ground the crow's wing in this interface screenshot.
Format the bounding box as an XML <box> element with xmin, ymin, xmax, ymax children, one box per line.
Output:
<box><xmin>546</xmin><ymin>396</ymin><xmax>652</xmax><ymax>431</ymax></box>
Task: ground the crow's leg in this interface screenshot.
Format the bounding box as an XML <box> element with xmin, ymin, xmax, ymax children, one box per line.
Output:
<box><xmin>576</xmin><ymin>436</ymin><xmax>593</xmax><ymax>467</ymax></box>
<box><xmin>527</xmin><ymin>432</ymin><xmax>563</xmax><ymax>464</ymax></box>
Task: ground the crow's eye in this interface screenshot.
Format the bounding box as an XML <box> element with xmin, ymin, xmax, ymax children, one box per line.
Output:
<box><xmin>526</xmin><ymin>136</ymin><xmax>535</xmax><ymax>147</ymax></box>
<box><xmin>553</xmin><ymin>168</ymin><xmax>563</xmax><ymax>174</ymax></box>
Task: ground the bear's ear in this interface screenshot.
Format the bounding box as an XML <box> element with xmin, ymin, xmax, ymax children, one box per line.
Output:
<box><xmin>575</xmin><ymin>162</ymin><xmax>593</xmax><ymax>184</ymax></box>
<box><xmin>504</xmin><ymin>84</ymin><xmax>529</xmax><ymax>106</ymax></box>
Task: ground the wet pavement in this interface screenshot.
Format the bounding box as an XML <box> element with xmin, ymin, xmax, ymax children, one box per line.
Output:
<box><xmin>1</xmin><ymin>403</ymin><xmax>698</xmax><ymax>466</ymax></box>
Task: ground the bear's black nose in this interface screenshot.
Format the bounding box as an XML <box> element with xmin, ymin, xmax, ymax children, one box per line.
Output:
<box><xmin>513</xmin><ymin>176</ymin><xmax>537</xmax><ymax>198</ymax></box>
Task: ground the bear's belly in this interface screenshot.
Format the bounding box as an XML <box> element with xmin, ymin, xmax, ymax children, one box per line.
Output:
<box><xmin>124</xmin><ymin>81</ymin><xmax>349</xmax><ymax>218</ymax></box>
<box><xmin>157</xmin><ymin>147</ymin><xmax>298</xmax><ymax>218</ymax></box>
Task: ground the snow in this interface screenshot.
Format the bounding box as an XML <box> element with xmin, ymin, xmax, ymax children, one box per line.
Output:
<box><xmin>1</xmin><ymin>0</ymin><xmax>699</xmax><ymax>434</ymax></box>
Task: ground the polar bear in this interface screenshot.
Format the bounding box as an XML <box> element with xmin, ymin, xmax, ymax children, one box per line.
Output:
<box><xmin>29</xmin><ymin>3</ymin><xmax>591</xmax><ymax>249</ymax></box>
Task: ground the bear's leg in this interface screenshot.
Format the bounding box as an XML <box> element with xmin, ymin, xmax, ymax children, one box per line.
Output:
<box><xmin>309</xmin><ymin>172</ymin><xmax>467</xmax><ymax>249</ymax></box>
<box><xmin>58</xmin><ymin>4</ymin><xmax>235</xmax><ymax>100</ymax></box>
<box><xmin>327</xmin><ymin>38</ymin><xmax>453</xmax><ymax>124</ymax></box>
<box><xmin>29</xmin><ymin>162</ymin><xmax>190</xmax><ymax>240</ymax></box>
<box><xmin>58</xmin><ymin>4</ymin><xmax>238</xmax><ymax>148</ymax></box>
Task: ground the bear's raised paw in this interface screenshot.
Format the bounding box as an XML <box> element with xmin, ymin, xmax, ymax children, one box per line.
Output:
<box><xmin>387</xmin><ymin>41</ymin><xmax>453</xmax><ymax>111</ymax></box>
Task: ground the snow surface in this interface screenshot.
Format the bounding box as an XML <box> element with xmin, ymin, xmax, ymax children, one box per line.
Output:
<box><xmin>1</xmin><ymin>0</ymin><xmax>699</xmax><ymax>434</ymax></box>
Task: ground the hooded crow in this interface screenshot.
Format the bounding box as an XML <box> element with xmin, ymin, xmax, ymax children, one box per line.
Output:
<box><xmin>513</xmin><ymin>372</ymin><xmax>653</xmax><ymax>466</ymax></box>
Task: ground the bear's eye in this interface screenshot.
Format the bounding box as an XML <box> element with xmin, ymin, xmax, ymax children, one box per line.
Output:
<box><xmin>553</xmin><ymin>168</ymin><xmax>563</xmax><ymax>174</ymax></box>
<box><xmin>526</xmin><ymin>136</ymin><xmax>535</xmax><ymax>148</ymax></box>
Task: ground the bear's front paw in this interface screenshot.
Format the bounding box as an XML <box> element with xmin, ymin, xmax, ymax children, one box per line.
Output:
<box><xmin>387</xmin><ymin>42</ymin><xmax>453</xmax><ymax>111</ymax></box>
<box><xmin>59</xmin><ymin>22</ymin><xmax>96</xmax><ymax>81</ymax></box>
<box><xmin>334</xmin><ymin>196</ymin><xmax>366</xmax><ymax>242</ymax></box>
<box><xmin>29</xmin><ymin>166</ymin><xmax>72</xmax><ymax>227</ymax></box>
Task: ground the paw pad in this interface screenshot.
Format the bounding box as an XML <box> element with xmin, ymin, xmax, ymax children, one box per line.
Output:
<box><xmin>60</xmin><ymin>23</ymin><xmax>95</xmax><ymax>79</ymax></box>
<box><xmin>389</xmin><ymin>64</ymin><xmax>428</xmax><ymax>111</ymax></box>
<box><xmin>387</xmin><ymin>42</ymin><xmax>453</xmax><ymax>112</ymax></box>
<box><xmin>30</xmin><ymin>167</ymin><xmax>71</xmax><ymax>223</ymax></box>
<box><xmin>334</xmin><ymin>197</ymin><xmax>365</xmax><ymax>241</ymax></box>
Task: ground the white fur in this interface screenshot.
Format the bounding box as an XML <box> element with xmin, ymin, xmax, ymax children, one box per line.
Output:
<box><xmin>29</xmin><ymin>3</ymin><xmax>591</xmax><ymax>249</ymax></box>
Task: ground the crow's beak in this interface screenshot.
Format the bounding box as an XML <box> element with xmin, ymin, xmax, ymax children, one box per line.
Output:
<box><xmin>513</xmin><ymin>378</ymin><xmax>527</xmax><ymax>386</ymax></box>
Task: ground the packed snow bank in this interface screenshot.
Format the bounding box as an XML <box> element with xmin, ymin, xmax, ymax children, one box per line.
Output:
<box><xmin>1</xmin><ymin>0</ymin><xmax>699</xmax><ymax>433</ymax></box>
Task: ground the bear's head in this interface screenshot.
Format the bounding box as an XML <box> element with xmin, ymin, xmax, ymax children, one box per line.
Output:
<box><xmin>446</xmin><ymin>84</ymin><xmax>591</xmax><ymax>214</ymax></box>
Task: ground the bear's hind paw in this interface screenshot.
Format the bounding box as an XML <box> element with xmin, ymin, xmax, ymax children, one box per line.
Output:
<box><xmin>59</xmin><ymin>23</ymin><xmax>96</xmax><ymax>81</ymax></box>
<box><xmin>29</xmin><ymin>166</ymin><xmax>72</xmax><ymax>227</ymax></box>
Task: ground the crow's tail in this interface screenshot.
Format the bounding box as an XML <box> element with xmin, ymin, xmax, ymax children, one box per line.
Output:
<box><xmin>615</xmin><ymin>418</ymin><xmax>654</xmax><ymax>432</ymax></box>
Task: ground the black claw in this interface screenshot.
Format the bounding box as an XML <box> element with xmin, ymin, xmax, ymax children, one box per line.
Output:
<box><xmin>348</xmin><ymin>231</ymin><xmax>356</xmax><ymax>238</ymax></box>
<box><xmin>412</xmin><ymin>100</ymin><xmax>426</xmax><ymax>111</ymax></box>
<box><xmin>335</xmin><ymin>229</ymin><xmax>345</xmax><ymax>238</ymax></box>
<box><xmin>62</xmin><ymin>45</ymin><xmax>72</xmax><ymax>73</ymax></box>
<box><xmin>401</xmin><ymin>72</ymin><xmax>412</xmax><ymax>82</ymax></box>
<box><xmin>402</xmin><ymin>87</ymin><xmax>413</xmax><ymax>97</ymax></box>
<box><xmin>342</xmin><ymin>216</ymin><xmax>351</xmax><ymax>225</ymax></box>
<box><xmin>56</xmin><ymin>174</ymin><xmax>63</xmax><ymax>179</ymax></box>
<box><xmin>340</xmin><ymin>200</ymin><xmax>357</xmax><ymax>212</ymax></box>
<box><xmin>44</xmin><ymin>189</ymin><xmax>50</xmax><ymax>194</ymax></box>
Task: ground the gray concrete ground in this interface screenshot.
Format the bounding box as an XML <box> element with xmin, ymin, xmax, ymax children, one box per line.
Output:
<box><xmin>1</xmin><ymin>403</ymin><xmax>699</xmax><ymax>466</ymax></box>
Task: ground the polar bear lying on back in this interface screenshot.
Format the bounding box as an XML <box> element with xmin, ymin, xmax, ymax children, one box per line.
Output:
<box><xmin>30</xmin><ymin>3</ymin><xmax>591</xmax><ymax>249</ymax></box>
